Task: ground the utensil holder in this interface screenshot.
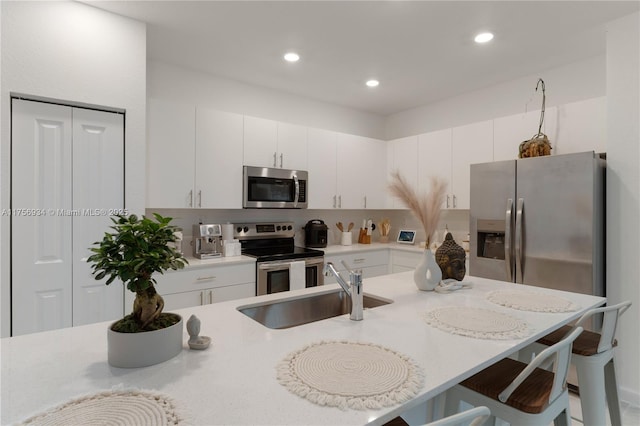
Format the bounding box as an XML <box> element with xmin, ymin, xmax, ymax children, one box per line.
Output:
<box><xmin>341</xmin><ymin>231</ymin><xmax>352</xmax><ymax>246</ymax></box>
<box><xmin>379</xmin><ymin>235</ymin><xmax>389</xmax><ymax>243</ymax></box>
<box><xmin>358</xmin><ymin>229</ymin><xmax>371</xmax><ymax>244</ymax></box>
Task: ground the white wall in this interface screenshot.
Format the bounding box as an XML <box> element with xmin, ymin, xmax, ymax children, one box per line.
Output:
<box><xmin>385</xmin><ymin>55</ymin><xmax>606</xmax><ymax>140</ymax></box>
<box><xmin>148</xmin><ymin>60</ymin><xmax>385</xmax><ymax>139</ymax></box>
<box><xmin>605</xmin><ymin>12</ymin><xmax>640</xmax><ymax>407</ymax></box>
<box><xmin>0</xmin><ymin>1</ymin><xmax>146</xmax><ymax>337</ymax></box>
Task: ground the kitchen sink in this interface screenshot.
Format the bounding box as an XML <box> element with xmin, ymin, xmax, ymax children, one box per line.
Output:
<box><xmin>237</xmin><ymin>289</ymin><xmax>393</xmax><ymax>329</ymax></box>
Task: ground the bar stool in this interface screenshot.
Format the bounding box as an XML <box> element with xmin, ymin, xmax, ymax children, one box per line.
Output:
<box><xmin>527</xmin><ymin>301</ymin><xmax>632</xmax><ymax>426</ymax></box>
<box><xmin>444</xmin><ymin>327</ymin><xmax>583</xmax><ymax>426</ymax></box>
<box><xmin>384</xmin><ymin>406</ymin><xmax>491</xmax><ymax>426</ymax></box>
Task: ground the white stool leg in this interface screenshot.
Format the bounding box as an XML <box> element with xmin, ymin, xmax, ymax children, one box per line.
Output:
<box><xmin>604</xmin><ymin>359</ymin><xmax>622</xmax><ymax>426</ymax></box>
<box><xmin>575</xmin><ymin>355</ymin><xmax>607</xmax><ymax>426</ymax></box>
<box><xmin>553</xmin><ymin>408</ymin><xmax>571</xmax><ymax>426</ymax></box>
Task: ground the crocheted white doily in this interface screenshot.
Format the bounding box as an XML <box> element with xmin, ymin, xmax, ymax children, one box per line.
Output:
<box><xmin>486</xmin><ymin>290</ymin><xmax>580</xmax><ymax>313</ymax></box>
<box><xmin>424</xmin><ymin>306</ymin><xmax>530</xmax><ymax>340</ymax></box>
<box><xmin>276</xmin><ymin>340</ymin><xmax>424</xmax><ymax>410</ymax></box>
<box><xmin>21</xmin><ymin>390</ymin><xmax>186</xmax><ymax>426</ymax></box>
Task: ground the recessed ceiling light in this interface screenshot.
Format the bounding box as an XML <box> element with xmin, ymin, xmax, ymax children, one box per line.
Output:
<box><xmin>283</xmin><ymin>52</ymin><xmax>300</xmax><ymax>62</ymax></box>
<box><xmin>474</xmin><ymin>32</ymin><xmax>494</xmax><ymax>43</ymax></box>
<box><xmin>366</xmin><ymin>79</ymin><xmax>380</xmax><ymax>87</ymax></box>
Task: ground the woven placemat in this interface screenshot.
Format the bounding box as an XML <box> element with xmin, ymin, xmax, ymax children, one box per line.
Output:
<box><xmin>21</xmin><ymin>390</ymin><xmax>186</xmax><ymax>426</ymax></box>
<box><xmin>424</xmin><ymin>306</ymin><xmax>530</xmax><ymax>340</ymax></box>
<box><xmin>276</xmin><ymin>340</ymin><xmax>424</xmax><ymax>410</ymax></box>
<box><xmin>487</xmin><ymin>290</ymin><xmax>580</xmax><ymax>313</ymax></box>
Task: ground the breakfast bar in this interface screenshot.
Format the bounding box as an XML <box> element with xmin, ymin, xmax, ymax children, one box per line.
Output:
<box><xmin>1</xmin><ymin>272</ymin><xmax>605</xmax><ymax>425</ymax></box>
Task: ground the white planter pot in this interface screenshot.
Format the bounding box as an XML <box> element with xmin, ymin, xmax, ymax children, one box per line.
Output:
<box><xmin>107</xmin><ymin>315</ymin><xmax>183</xmax><ymax>368</ymax></box>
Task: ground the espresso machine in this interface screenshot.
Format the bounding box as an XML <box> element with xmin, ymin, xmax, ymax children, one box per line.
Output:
<box><xmin>192</xmin><ymin>224</ymin><xmax>223</xmax><ymax>259</ymax></box>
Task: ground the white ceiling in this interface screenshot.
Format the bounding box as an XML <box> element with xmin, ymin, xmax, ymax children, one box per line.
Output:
<box><xmin>85</xmin><ymin>1</ymin><xmax>639</xmax><ymax>116</ymax></box>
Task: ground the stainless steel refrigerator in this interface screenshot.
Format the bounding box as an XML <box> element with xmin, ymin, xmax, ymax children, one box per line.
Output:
<box><xmin>469</xmin><ymin>151</ymin><xmax>605</xmax><ymax>298</ymax></box>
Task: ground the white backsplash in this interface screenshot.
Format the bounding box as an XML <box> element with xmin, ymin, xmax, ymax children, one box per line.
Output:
<box><xmin>146</xmin><ymin>208</ymin><xmax>470</xmax><ymax>250</ymax></box>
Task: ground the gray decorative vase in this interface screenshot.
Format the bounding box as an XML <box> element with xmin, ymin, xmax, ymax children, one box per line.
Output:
<box><xmin>107</xmin><ymin>315</ymin><xmax>183</xmax><ymax>368</ymax></box>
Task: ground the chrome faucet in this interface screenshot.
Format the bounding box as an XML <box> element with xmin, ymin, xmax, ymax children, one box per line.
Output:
<box><xmin>323</xmin><ymin>261</ymin><xmax>363</xmax><ymax>321</ymax></box>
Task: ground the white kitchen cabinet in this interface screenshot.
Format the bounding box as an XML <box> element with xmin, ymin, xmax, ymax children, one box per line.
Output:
<box><xmin>553</xmin><ymin>97</ymin><xmax>606</xmax><ymax>155</ymax></box>
<box><xmin>147</xmin><ymin>99</ymin><xmax>196</xmax><ymax>208</ymax></box>
<box><xmin>324</xmin><ymin>250</ymin><xmax>390</xmax><ymax>284</ymax></box>
<box><xmin>307</xmin><ymin>128</ymin><xmax>338</xmax><ymax>209</ymax></box>
<box><xmin>147</xmin><ymin>99</ymin><xmax>243</xmax><ymax>208</ymax></box>
<box><xmin>418</xmin><ymin>128</ymin><xmax>453</xmax><ymax>209</ymax></box>
<box><xmin>195</xmin><ymin>107</ymin><xmax>244</xmax><ymax>208</ymax></box>
<box><xmin>451</xmin><ymin>120</ymin><xmax>494</xmax><ymax>209</ymax></box>
<box><xmin>336</xmin><ymin>133</ymin><xmax>386</xmax><ymax>209</ymax></box>
<box><xmin>11</xmin><ymin>99</ymin><xmax>124</xmax><ymax>336</ymax></box>
<box><xmin>125</xmin><ymin>262</ymin><xmax>256</xmax><ymax>311</ymax></box>
<box><xmin>390</xmin><ymin>250</ymin><xmax>423</xmax><ymax>273</ymax></box>
<box><xmin>243</xmin><ymin>116</ymin><xmax>308</xmax><ymax>170</ymax></box>
<box><xmin>387</xmin><ymin>136</ymin><xmax>419</xmax><ymax>209</ymax></box>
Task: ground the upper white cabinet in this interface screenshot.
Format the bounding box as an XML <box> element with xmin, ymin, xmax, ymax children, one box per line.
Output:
<box><xmin>243</xmin><ymin>116</ymin><xmax>308</xmax><ymax>170</ymax></box>
<box><xmin>336</xmin><ymin>133</ymin><xmax>386</xmax><ymax>209</ymax></box>
<box><xmin>12</xmin><ymin>99</ymin><xmax>124</xmax><ymax>336</ymax></box>
<box><xmin>307</xmin><ymin>128</ymin><xmax>338</xmax><ymax>209</ymax></box>
<box><xmin>147</xmin><ymin>99</ymin><xmax>195</xmax><ymax>208</ymax></box>
<box><xmin>553</xmin><ymin>97</ymin><xmax>606</xmax><ymax>155</ymax></box>
<box><xmin>418</xmin><ymin>128</ymin><xmax>453</xmax><ymax>208</ymax></box>
<box><xmin>195</xmin><ymin>107</ymin><xmax>243</xmax><ymax>208</ymax></box>
<box><xmin>147</xmin><ymin>99</ymin><xmax>243</xmax><ymax>208</ymax></box>
<box><xmin>307</xmin><ymin>129</ymin><xmax>385</xmax><ymax>209</ymax></box>
<box><xmin>387</xmin><ymin>136</ymin><xmax>418</xmax><ymax>209</ymax></box>
<box><xmin>451</xmin><ymin>120</ymin><xmax>494</xmax><ymax>209</ymax></box>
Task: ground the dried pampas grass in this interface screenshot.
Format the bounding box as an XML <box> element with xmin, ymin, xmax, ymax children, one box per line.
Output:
<box><xmin>388</xmin><ymin>171</ymin><xmax>447</xmax><ymax>246</ymax></box>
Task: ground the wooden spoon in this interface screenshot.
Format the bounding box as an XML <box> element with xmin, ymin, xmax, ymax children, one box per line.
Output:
<box><xmin>336</xmin><ymin>222</ymin><xmax>344</xmax><ymax>232</ymax></box>
<box><xmin>347</xmin><ymin>222</ymin><xmax>354</xmax><ymax>232</ymax></box>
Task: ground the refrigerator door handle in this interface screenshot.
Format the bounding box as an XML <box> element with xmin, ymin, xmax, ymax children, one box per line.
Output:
<box><xmin>515</xmin><ymin>197</ymin><xmax>524</xmax><ymax>283</ymax></box>
<box><xmin>505</xmin><ymin>198</ymin><xmax>514</xmax><ymax>282</ymax></box>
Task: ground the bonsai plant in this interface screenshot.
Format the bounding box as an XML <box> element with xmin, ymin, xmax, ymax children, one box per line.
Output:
<box><xmin>88</xmin><ymin>213</ymin><xmax>188</xmax><ymax>333</ymax></box>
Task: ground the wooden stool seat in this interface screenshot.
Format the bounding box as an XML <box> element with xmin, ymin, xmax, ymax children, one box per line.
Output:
<box><xmin>537</xmin><ymin>324</ymin><xmax>617</xmax><ymax>356</ymax></box>
<box><xmin>460</xmin><ymin>358</ymin><xmax>554</xmax><ymax>414</ymax></box>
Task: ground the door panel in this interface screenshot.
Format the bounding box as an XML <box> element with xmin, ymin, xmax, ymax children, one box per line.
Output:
<box><xmin>12</xmin><ymin>99</ymin><xmax>73</xmax><ymax>335</ymax></box>
<box><xmin>72</xmin><ymin>108</ymin><xmax>125</xmax><ymax>326</ymax></box>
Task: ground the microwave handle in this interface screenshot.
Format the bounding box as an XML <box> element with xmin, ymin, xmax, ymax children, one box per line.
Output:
<box><xmin>293</xmin><ymin>174</ymin><xmax>300</xmax><ymax>207</ymax></box>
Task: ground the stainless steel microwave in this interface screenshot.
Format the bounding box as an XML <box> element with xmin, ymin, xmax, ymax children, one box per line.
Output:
<box><xmin>243</xmin><ymin>166</ymin><xmax>308</xmax><ymax>209</ymax></box>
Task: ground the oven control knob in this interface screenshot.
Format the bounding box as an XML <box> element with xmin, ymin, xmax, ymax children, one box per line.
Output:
<box><xmin>287</xmin><ymin>225</ymin><xmax>293</xmax><ymax>231</ymax></box>
<box><xmin>276</xmin><ymin>225</ymin><xmax>281</xmax><ymax>231</ymax></box>
<box><xmin>243</xmin><ymin>226</ymin><xmax>249</xmax><ymax>233</ymax></box>
<box><xmin>236</xmin><ymin>226</ymin><xmax>242</xmax><ymax>233</ymax></box>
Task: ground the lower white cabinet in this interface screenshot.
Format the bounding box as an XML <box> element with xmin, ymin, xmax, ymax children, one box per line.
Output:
<box><xmin>390</xmin><ymin>250</ymin><xmax>423</xmax><ymax>273</ymax></box>
<box><xmin>124</xmin><ymin>262</ymin><xmax>256</xmax><ymax>312</ymax></box>
<box><xmin>324</xmin><ymin>250</ymin><xmax>390</xmax><ymax>284</ymax></box>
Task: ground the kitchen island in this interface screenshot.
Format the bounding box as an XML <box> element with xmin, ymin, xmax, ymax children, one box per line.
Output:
<box><xmin>1</xmin><ymin>272</ymin><xmax>605</xmax><ymax>425</ymax></box>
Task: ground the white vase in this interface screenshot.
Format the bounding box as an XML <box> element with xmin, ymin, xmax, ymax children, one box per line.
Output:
<box><xmin>413</xmin><ymin>249</ymin><xmax>442</xmax><ymax>291</ymax></box>
<box><xmin>107</xmin><ymin>315</ymin><xmax>183</xmax><ymax>368</ymax></box>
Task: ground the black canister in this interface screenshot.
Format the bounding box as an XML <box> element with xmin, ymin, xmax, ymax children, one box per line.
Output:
<box><xmin>304</xmin><ymin>219</ymin><xmax>328</xmax><ymax>248</ymax></box>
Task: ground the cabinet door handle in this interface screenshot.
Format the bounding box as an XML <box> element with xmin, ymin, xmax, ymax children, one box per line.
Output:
<box><xmin>364</xmin><ymin>196</ymin><xmax>367</xmax><ymax>209</ymax></box>
<box><xmin>200</xmin><ymin>291</ymin><xmax>205</xmax><ymax>306</ymax></box>
<box><xmin>198</xmin><ymin>190</ymin><xmax>202</xmax><ymax>207</ymax></box>
<box><xmin>446</xmin><ymin>194</ymin><xmax>450</xmax><ymax>208</ymax></box>
<box><xmin>453</xmin><ymin>194</ymin><xmax>457</xmax><ymax>208</ymax></box>
<box><xmin>333</xmin><ymin>195</ymin><xmax>337</xmax><ymax>208</ymax></box>
<box><xmin>338</xmin><ymin>195</ymin><xmax>342</xmax><ymax>208</ymax></box>
<box><xmin>280</xmin><ymin>153</ymin><xmax>283</xmax><ymax>168</ymax></box>
<box><xmin>353</xmin><ymin>258</ymin><xmax>365</xmax><ymax>263</ymax></box>
<box><xmin>273</xmin><ymin>152</ymin><xmax>277</xmax><ymax>167</ymax></box>
<box><xmin>189</xmin><ymin>190</ymin><xmax>193</xmax><ymax>207</ymax></box>
<box><xmin>196</xmin><ymin>276</ymin><xmax>216</xmax><ymax>282</ymax></box>
<box><xmin>209</xmin><ymin>290</ymin><xmax>213</xmax><ymax>304</ymax></box>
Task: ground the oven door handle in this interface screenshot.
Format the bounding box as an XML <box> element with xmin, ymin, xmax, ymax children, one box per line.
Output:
<box><xmin>258</xmin><ymin>261</ymin><xmax>293</xmax><ymax>272</ymax></box>
<box><xmin>293</xmin><ymin>174</ymin><xmax>300</xmax><ymax>208</ymax></box>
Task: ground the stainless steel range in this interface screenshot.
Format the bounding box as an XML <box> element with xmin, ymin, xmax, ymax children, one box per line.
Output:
<box><xmin>234</xmin><ymin>222</ymin><xmax>324</xmax><ymax>295</ymax></box>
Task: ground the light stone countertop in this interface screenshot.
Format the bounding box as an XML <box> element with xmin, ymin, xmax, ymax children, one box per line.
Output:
<box><xmin>1</xmin><ymin>272</ymin><xmax>604</xmax><ymax>425</ymax></box>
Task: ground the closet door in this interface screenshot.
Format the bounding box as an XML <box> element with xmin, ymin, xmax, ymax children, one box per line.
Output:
<box><xmin>72</xmin><ymin>108</ymin><xmax>125</xmax><ymax>326</ymax></box>
<box><xmin>11</xmin><ymin>99</ymin><xmax>73</xmax><ymax>335</ymax></box>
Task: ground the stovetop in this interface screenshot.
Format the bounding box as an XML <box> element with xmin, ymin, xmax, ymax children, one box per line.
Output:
<box><xmin>242</xmin><ymin>245</ymin><xmax>325</xmax><ymax>262</ymax></box>
<box><xmin>233</xmin><ymin>221</ymin><xmax>324</xmax><ymax>262</ymax></box>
